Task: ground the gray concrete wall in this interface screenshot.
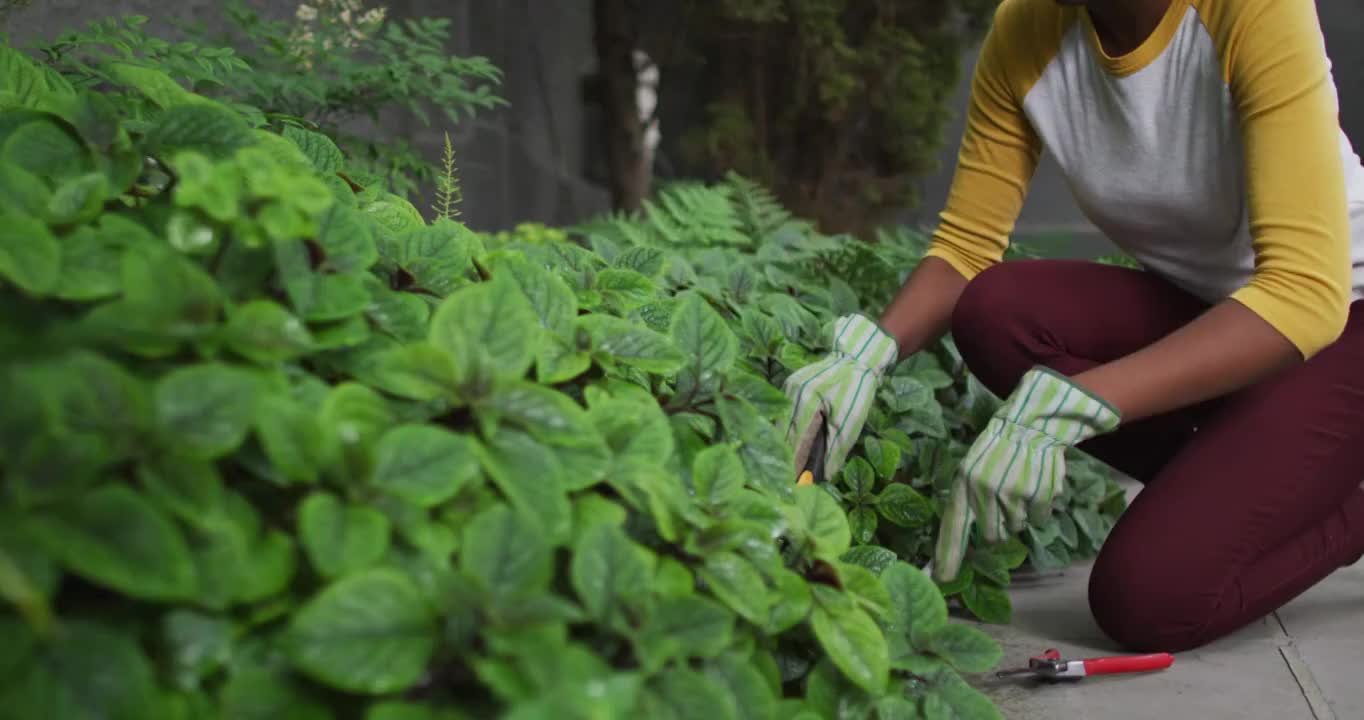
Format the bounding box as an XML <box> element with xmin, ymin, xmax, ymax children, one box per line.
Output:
<box><xmin>2</xmin><ymin>0</ymin><xmax>609</xmax><ymax>233</ymax></box>
<box><xmin>907</xmin><ymin>1</ymin><xmax>1364</xmax><ymax>258</ymax></box>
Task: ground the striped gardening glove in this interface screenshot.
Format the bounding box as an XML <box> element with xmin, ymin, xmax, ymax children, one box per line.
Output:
<box><xmin>932</xmin><ymin>366</ymin><xmax>1121</xmax><ymax>584</ymax></box>
<box><xmin>784</xmin><ymin>314</ymin><xmax>900</xmax><ymax>482</ymax></box>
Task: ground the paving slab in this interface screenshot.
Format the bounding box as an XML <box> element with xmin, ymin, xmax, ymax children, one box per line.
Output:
<box><xmin>1275</xmin><ymin>561</ymin><xmax>1364</xmax><ymax>720</ymax></box>
<box><xmin>960</xmin><ymin>478</ymin><xmax>1363</xmax><ymax>719</ymax></box>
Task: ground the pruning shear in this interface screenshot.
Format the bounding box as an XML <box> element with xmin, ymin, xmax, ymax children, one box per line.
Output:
<box><xmin>995</xmin><ymin>648</ymin><xmax>1175</xmax><ymax>681</ymax></box>
<box><xmin>796</xmin><ymin>418</ymin><xmax>830</xmax><ymax>486</ymax></box>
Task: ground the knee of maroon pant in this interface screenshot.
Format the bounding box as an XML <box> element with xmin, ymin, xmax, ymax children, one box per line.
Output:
<box><xmin>1086</xmin><ymin>554</ymin><xmax>1226</xmax><ymax>654</ymax></box>
<box><xmin>949</xmin><ymin>260</ymin><xmax>1062</xmax><ymax>398</ymax></box>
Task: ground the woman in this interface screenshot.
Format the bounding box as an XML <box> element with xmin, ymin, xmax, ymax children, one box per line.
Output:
<box><xmin>784</xmin><ymin>0</ymin><xmax>1364</xmax><ymax>654</ymax></box>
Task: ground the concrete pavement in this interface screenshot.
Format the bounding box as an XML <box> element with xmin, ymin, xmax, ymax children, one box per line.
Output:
<box><xmin>966</xmin><ymin>480</ymin><xmax>1363</xmax><ymax>719</ymax></box>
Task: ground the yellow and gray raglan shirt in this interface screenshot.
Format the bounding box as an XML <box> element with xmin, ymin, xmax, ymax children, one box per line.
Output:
<box><xmin>926</xmin><ymin>0</ymin><xmax>1364</xmax><ymax>358</ymax></box>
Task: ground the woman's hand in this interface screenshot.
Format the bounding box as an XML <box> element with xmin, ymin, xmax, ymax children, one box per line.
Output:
<box><xmin>932</xmin><ymin>365</ymin><xmax>1122</xmax><ymax>583</ymax></box>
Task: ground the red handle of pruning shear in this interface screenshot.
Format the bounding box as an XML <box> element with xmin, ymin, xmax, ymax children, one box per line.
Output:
<box><xmin>1083</xmin><ymin>652</ymin><xmax>1175</xmax><ymax>676</ymax></box>
<box><xmin>997</xmin><ymin>648</ymin><xmax>1175</xmax><ymax>680</ymax></box>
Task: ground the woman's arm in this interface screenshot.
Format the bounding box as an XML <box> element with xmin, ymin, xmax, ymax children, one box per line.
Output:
<box><xmin>1066</xmin><ymin>1</ymin><xmax>1353</xmax><ymax>423</ymax></box>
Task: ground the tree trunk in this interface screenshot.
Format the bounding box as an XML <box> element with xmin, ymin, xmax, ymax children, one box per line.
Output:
<box><xmin>592</xmin><ymin>0</ymin><xmax>650</xmax><ymax>213</ymax></box>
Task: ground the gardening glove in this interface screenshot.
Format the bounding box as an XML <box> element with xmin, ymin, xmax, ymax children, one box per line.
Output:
<box><xmin>931</xmin><ymin>366</ymin><xmax>1120</xmax><ymax>584</ymax></box>
<box><xmin>783</xmin><ymin>314</ymin><xmax>900</xmax><ymax>481</ymax></box>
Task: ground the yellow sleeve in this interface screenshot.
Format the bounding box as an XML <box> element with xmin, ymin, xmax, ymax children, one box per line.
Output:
<box><xmin>924</xmin><ymin>0</ymin><xmax>1061</xmax><ymax>279</ymax></box>
<box><xmin>1211</xmin><ymin>0</ymin><xmax>1352</xmax><ymax>358</ymax></box>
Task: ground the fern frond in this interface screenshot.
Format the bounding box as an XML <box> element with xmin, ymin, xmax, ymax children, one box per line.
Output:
<box><xmin>643</xmin><ymin>181</ymin><xmax>750</xmax><ymax>248</ymax></box>
<box><xmin>723</xmin><ymin>171</ymin><xmax>791</xmax><ymax>241</ymax></box>
<box><xmin>432</xmin><ymin>130</ymin><xmax>462</xmax><ymax>221</ymax></box>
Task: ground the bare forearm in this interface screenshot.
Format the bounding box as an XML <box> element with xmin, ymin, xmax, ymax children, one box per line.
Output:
<box><xmin>877</xmin><ymin>256</ymin><xmax>970</xmax><ymax>360</ymax></box>
<box><xmin>1069</xmin><ymin>299</ymin><xmax>1302</xmax><ymax>423</ymax></box>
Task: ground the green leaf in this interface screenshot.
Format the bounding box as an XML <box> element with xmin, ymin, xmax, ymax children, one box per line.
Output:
<box><xmin>253</xmin><ymin>394</ymin><xmax>330</xmax><ymax>484</ymax></box>
<box><xmin>698</xmin><ymin>551</ymin><xmax>771</xmax><ymax>625</ymax></box>
<box><xmin>317</xmin><ymin>203</ymin><xmax>376</xmax><ymax>273</ymax></box>
<box><xmin>875</xmin><ymin>484</ymin><xmax>934</xmax><ymax>528</ymax></box>
<box><xmin>838</xmin><ymin>562</ymin><xmax>892</xmax><ymax>618</ymax></box>
<box><xmin>287</xmin><ymin>567</ymin><xmax>437</xmax><ymax>695</ymax></box>
<box><xmin>653</xmin><ymin>667</ymin><xmax>740</xmax><ymax>720</ymax></box>
<box><xmin>863</xmin><ymin>437</ymin><xmax>901</xmax><ymax>479</ymax></box>
<box><xmin>881</xmin><ymin>561</ymin><xmax>947</xmax><ymax>649</ymax></box>
<box><xmin>220</xmin><ymin>667</ymin><xmax>332</xmax><ymax>720</ymax></box>
<box><xmin>284</xmin><ymin>126</ymin><xmax>344</xmax><ymax>173</ymax></box>
<box><xmin>370</xmin><ymin>425</ymin><xmax>481</xmax><ymax>507</ymax></box>
<box><xmin>378</xmin><ymin>219</ymin><xmax>479</xmax><ymax>296</ymax></box>
<box><xmin>51</xmin><ymin>221</ymin><xmax>124</xmax><ymax>301</ymax></box>
<box><xmin>932</xmin><ymin>669</ymin><xmax>1005</xmax><ymax>720</ymax></box>
<box><xmin>802</xmin><ymin>657</ymin><xmax>872</xmax><ymax>720</ymax></box>
<box><xmin>45</xmin><ymin>171</ymin><xmax>108</xmax><ymax>226</ymax></box>
<box><xmin>960</xmin><ymin>580</ymin><xmax>1012</xmax><ymax>625</ymax></box>
<box><xmin>691</xmin><ymin>442</ymin><xmax>744</xmax><ymax>506</ymax></box>
<box><xmin>107</xmin><ymin>61</ymin><xmax>201</xmax><ymax>108</ymax></box>
<box><xmin>366</xmin><ymin>702</ymin><xmax>438</xmax><ymax>720</ymax></box>
<box><xmin>223</xmin><ymin>300</ymin><xmax>314</xmax><ymax>364</ymax></box>
<box><xmin>493</xmin><ymin>252</ymin><xmax>578</xmax><ymax>336</ymax></box>
<box><xmin>809</xmin><ymin>605</ymin><xmax>889</xmax><ymax>694</ymax></box>
<box><xmin>577</xmin><ymin>314</ymin><xmax>686</xmax><ymax>374</ymax></box>
<box><xmin>671</xmin><ymin>291</ymin><xmax>739</xmax><ymax>387</ymax></box>
<box><xmin>476</xmin><ymin>380</ymin><xmax>598</xmax><ymax>447</ymax></box>
<box><xmin>841</xmin><ymin>545</ymin><xmax>897</xmax><ymax>575</ymax></box>
<box><xmin>298</xmin><ymin>492</ymin><xmax>391</xmax><ymax>579</ymax></box>
<box><xmin>848</xmin><ymin>507</ymin><xmax>877</xmax><ymax>544</ymax></box>
<box><xmin>163</xmin><ymin>610</ymin><xmax>238</xmax><ymax>691</ymax></box>
<box><xmin>147</xmin><ymin>101</ymin><xmax>255</xmax><ymax>158</ymax></box>
<box><xmin>154</xmin><ymin>363</ymin><xmax>260</xmax><ymax>459</ymax></box>
<box><xmin>596</xmin><ymin>267</ymin><xmax>657</xmax><ymax>311</ymax></box>
<box><xmin>924</xmin><ymin>624</ymin><xmax>1003</xmax><ymax>673</ymax></box>
<box><xmin>587</xmin><ymin>384</ymin><xmax>676</xmax><ymax>467</ymax></box>
<box><xmin>461</xmin><ymin>503</ymin><xmax>552</xmax><ymax>605</ymax></box>
<box><xmin>762</xmin><ymin>568</ymin><xmax>812</xmax><ymax>634</ymax></box>
<box><xmin>2</xmin><ymin>119</ymin><xmax>88</xmax><ymax>179</ymax></box>
<box><xmin>27</xmin><ymin>485</ymin><xmax>196</xmax><ymax>600</ymax></box>
<box><xmin>320</xmin><ymin>380</ymin><xmax>393</xmax><ymax>448</ymax></box>
<box><xmin>366</xmin><ymin>285</ymin><xmax>430</xmax><ymax>342</ymax></box>
<box><xmin>0</xmin><ymin>45</ymin><xmax>76</xmax><ymax>107</ymax></box>
<box><xmin>789</xmin><ymin>485</ymin><xmax>851</xmax><ymax>560</ymax></box>
<box><xmin>430</xmin><ymin>274</ymin><xmax>539</xmax><ymax>380</ymax></box>
<box><xmin>704</xmin><ymin>654</ymin><xmax>777</xmax><ymax>720</ymax></box>
<box><xmin>715</xmin><ymin>395</ymin><xmax>793</xmax><ymax>495</ymax></box>
<box><xmin>968</xmin><ymin>549</ymin><xmax>1010</xmax><ymax>586</ymax></box>
<box><xmin>0</xmin><ymin>620</ymin><xmax>162</xmax><ymax>720</ymax></box>
<box><xmin>570</xmin><ymin>522</ymin><xmax>652</xmax><ymax>621</ymax></box>
<box><xmin>369</xmin><ymin>342</ymin><xmax>460</xmax><ymax>401</ymax></box>
<box><xmin>634</xmin><ymin>595</ymin><xmax>734</xmax><ymax>672</ymax></box>
<box><xmin>477</xmin><ymin>429</ymin><xmax>572</xmax><ymax>545</ymax></box>
<box><xmin>841</xmin><ymin>457</ymin><xmax>875</xmax><ymax>498</ymax></box>
<box><xmin>976</xmin><ymin>537</ymin><xmax>1030</xmax><ymax>569</ymax></box>
<box><xmin>0</xmin><ymin>212</ymin><xmax>59</xmax><ymax>294</ymax></box>
<box><xmin>272</xmin><ymin>237</ymin><xmax>368</xmax><ymax>322</ymax></box>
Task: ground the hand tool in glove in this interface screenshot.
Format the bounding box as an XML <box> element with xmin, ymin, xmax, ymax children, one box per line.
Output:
<box><xmin>784</xmin><ymin>314</ymin><xmax>900</xmax><ymax>481</ymax></box>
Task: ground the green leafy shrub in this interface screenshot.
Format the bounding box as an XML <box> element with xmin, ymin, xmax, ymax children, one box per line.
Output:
<box><xmin>0</xmin><ymin>41</ymin><xmax>1020</xmax><ymax>719</ymax></box>
<box><xmin>28</xmin><ymin>1</ymin><xmax>504</xmax><ymax>198</ymax></box>
<box><xmin>573</xmin><ymin>178</ymin><xmax>1132</xmax><ymax>625</ymax></box>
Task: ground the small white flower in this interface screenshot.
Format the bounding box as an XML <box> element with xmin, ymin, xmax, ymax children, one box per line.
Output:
<box><xmin>295</xmin><ymin>4</ymin><xmax>317</xmax><ymax>21</ymax></box>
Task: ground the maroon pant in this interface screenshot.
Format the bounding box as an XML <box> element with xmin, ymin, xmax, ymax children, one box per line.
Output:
<box><xmin>951</xmin><ymin>259</ymin><xmax>1364</xmax><ymax>653</ymax></box>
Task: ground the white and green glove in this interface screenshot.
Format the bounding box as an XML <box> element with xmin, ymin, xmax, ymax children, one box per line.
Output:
<box><xmin>784</xmin><ymin>314</ymin><xmax>900</xmax><ymax>480</ymax></box>
<box><xmin>932</xmin><ymin>366</ymin><xmax>1121</xmax><ymax>583</ymax></box>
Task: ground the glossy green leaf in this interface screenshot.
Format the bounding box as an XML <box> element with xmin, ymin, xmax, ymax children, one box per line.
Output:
<box><xmin>287</xmin><ymin>568</ymin><xmax>437</xmax><ymax>694</ymax></box>
<box><xmin>370</xmin><ymin>424</ymin><xmax>481</xmax><ymax>507</ymax></box>
<box><xmin>298</xmin><ymin>492</ymin><xmax>391</xmax><ymax>579</ymax></box>
<box><xmin>809</xmin><ymin>605</ymin><xmax>889</xmax><ymax>694</ymax></box>
<box><xmin>27</xmin><ymin>485</ymin><xmax>196</xmax><ymax>600</ymax></box>
<box><xmin>154</xmin><ymin>363</ymin><xmax>260</xmax><ymax>459</ymax></box>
